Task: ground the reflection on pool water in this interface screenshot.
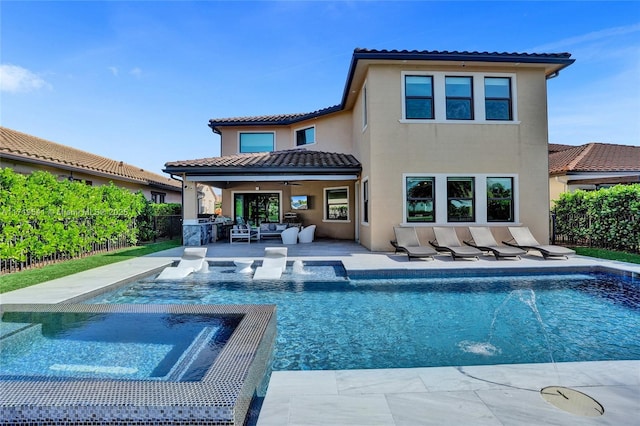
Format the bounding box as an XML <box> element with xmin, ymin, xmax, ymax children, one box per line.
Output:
<box><xmin>0</xmin><ymin>311</ymin><xmax>238</xmax><ymax>381</ymax></box>
<box><xmin>89</xmin><ymin>263</ymin><xmax>640</xmax><ymax>371</ymax></box>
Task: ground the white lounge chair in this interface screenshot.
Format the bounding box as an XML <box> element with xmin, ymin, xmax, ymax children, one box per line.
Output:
<box><xmin>281</xmin><ymin>227</ymin><xmax>299</xmax><ymax>244</ymax></box>
<box><xmin>253</xmin><ymin>247</ymin><xmax>288</xmax><ymax>280</ymax></box>
<box><xmin>156</xmin><ymin>247</ymin><xmax>208</xmax><ymax>280</ymax></box>
<box><xmin>298</xmin><ymin>225</ymin><xmax>316</xmax><ymax>243</ymax></box>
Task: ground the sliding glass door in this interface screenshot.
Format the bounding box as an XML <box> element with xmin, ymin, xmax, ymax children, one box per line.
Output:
<box><xmin>233</xmin><ymin>193</ymin><xmax>280</xmax><ymax>224</ymax></box>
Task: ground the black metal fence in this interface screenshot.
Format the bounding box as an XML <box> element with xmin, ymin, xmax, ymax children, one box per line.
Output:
<box><xmin>551</xmin><ymin>212</ymin><xmax>640</xmax><ymax>253</ymax></box>
<box><xmin>0</xmin><ymin>215</ymin><xmax>183</xmax><ymax>275</ymax></box>
<box><xmin>150</xmin><ymin>215</ymin><xmax>182</xmax><ymax>242</ymax></box>
<box><xmin>0</xmin><ymin>234</ymin><xmax>133</xmax><ymax>275</ymax></box>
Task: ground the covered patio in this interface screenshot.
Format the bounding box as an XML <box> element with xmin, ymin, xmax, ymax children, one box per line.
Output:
<box><xmin>163</xmin><ymin>149</ymin><xmax>362</xmax><ymax>244</ymax></box>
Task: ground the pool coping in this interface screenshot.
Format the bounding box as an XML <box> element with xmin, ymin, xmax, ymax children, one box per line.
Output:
<box><xmin>1</xmin><ymin>244</ymin><xmax>639</xmax><ymax>425</ymax></box>
<box><xmin>0</xmin><ymin>303</ymin><xmax>276</xmax><ymax>426</ymax></box>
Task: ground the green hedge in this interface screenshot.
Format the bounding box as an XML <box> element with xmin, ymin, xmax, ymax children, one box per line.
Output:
<box><xmin>553</xmin><ymin>184</ymin><xmax>640</xmax><ymax>252</ymax></box>
<box><xmin>0</xmin><ymin>168</ymin><xmax>145</xmax><ymax>262</ymax></box>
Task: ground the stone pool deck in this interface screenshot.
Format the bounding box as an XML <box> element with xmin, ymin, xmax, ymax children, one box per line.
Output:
<box><xmin>1</xmin><ymin>239</ymin><xmax>639</xmax><ymax>425</ymax></box>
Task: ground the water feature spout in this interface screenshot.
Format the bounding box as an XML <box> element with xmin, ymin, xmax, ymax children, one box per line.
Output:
<box><xmin>292</xmin><ymin>260</ymin><xmax>310</xmax><ymax>275</ymax></box>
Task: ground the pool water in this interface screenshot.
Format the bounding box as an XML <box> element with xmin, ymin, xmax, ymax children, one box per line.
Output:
<box><xmin>89</xmin><ymin>266</ymin><xmax>640</xmax><ymax>371</ymax></box>
<box><xmin>0</xmin><ymin>312</ymin><xmax>238</xmax><ymax>381</ymax></box>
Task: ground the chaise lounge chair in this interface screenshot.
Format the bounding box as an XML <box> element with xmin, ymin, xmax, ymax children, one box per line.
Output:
<box><xmin>156</xmin><ymin>247</ymin><xmax>208</xmax><ymax>280</ymax></box>
<box><xmin>503</xmin><ymin>227</ymin><xmax>575</xmax><ymax>259</ymax></box>
<box><xmin>393</xmin><ymin>227</ymin><xmax>437</xmax><ymax>261</ymax></box>
<box><xmin>465</xmin><ymin>226</ymin><xmax>526</xmax><ymax>260</ymax></box>
<box><xmin>429</xmin><ymin>227</ymin><xmax>482</xmax><ymax>260</ymax></box>
<box><xmin>253</xmin><ymin>247</ymin><xmax>288</xmax><ymax>279</ymax></box>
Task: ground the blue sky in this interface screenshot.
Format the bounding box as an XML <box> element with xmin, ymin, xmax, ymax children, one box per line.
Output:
<box><xmin>2</xmin><ymin>1</ymin><xmax>639</xmax><ymax>175</ymax></box>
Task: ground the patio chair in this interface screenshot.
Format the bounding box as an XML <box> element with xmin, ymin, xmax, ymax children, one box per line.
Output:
<box><xmin>503</xmin><ymin>227</ymin><xmax>575</xmax><ymax>259</ymax></box>
<box><xmin>156</xmin><ymin>247</ymin><xmax>208</xmax><ymax>280</ymax></box>
<box><xmin>429</xmin><ymin>227</ymin><xmax>481</xmax><ymax>260</ymax></box>
<box><xmin>298</xmin><ymin>225</ymin><xmax>316</xmax><ymax>243</ymax></box>
<box><xmin>465</xmin><ymin>226</ymin><xmax>526</xmax><ymax>260</ymax></box>
<box><xmin>393</xmin><ymin>226</ymin><xmax>437</xmax><ymax>261</ymax></box>
<box><xmin>281</xmin><ymin>227</ymin><xmax>299</xmax><ymax>244</ymax></box>
<box><xmin>230</xmin><ymin>224</ymin><xmax>259</xmax><ymax>244</ymax></box>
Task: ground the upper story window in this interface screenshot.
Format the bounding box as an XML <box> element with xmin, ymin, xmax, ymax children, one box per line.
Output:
<box><xmin>485</xmin><ymin>77</ymin><xmax>512</xmax><ymax>120</ymax></box>
<box><xmin>295</xmin><ymin>126</ymin><xmax>315</xmax><ymax>146</ymax></box>
<box><xmin>445</xmin><ymin>76</ymin><xmax>473</xmax><ymax>120</ymax></box>
<box><xmin>401</xmin><ymin>72</ymin><xmax>517</xmax><ymax>123</ymax></box>
<box><xmin>239</xmin><ymin>132</ymin><xmax>274</xmax><ymax>153</ymax></box>
<box><xmin>405</xmin><ymin>75</ymin><xmax>434</xmax><ymax>119</ymax></box>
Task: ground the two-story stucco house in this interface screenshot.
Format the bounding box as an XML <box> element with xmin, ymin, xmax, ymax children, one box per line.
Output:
<box><xmin>164</xmin><ymin>48</ymin><xmax>574</xmax><ymax>251</ymax></box>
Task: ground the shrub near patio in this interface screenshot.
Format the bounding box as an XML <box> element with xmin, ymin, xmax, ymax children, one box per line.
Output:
<box><xmin>553</xmin><ymin>184</ymin><xmax>640</xmax><ymax>253</ymax></box>
<box><xmin>0</xmin><ymin>168</ymin><xmax>144</xmax><ymax>273</ymax></box>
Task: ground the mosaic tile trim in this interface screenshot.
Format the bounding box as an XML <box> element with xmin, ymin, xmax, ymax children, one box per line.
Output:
<box><xmin>346</xmin><ymin>265</ymin><xmax>632</xmax><ymax>280</ymax></box>
<box><xmin>0</xmin><ymin>304</ymin><xmax>276</xmax><ymax>426</ymax></box>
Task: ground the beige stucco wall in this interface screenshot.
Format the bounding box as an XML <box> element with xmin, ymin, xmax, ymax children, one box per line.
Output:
<box><xmin>211</xmin><ymin>62</ymin><xmax>557</xmax><ymax>251</ymax></box>
<box><xmin>218</xmin><ymin>111</ymin><xmax>353</xmax><ymax>156</ymax></box>
<box><xmin>359</xmin><ymin>64</ymin><xmax>552</xmax><ymax>251</ymax></box>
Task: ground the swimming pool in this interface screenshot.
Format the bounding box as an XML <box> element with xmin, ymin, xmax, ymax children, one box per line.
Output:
<box><xmin>0</xmin><ymin>304</ymin><xmax>276</xmax><ymax>425</ymax></box>
<box><xmin>90</xmin><ymin>264</ymin><xmax>640</xmax><ymax>371</ymax></box>
<box><xmin>0</xmin><ymin>311</ymin><xmax>237</xmax><ymax>381</ymax></box>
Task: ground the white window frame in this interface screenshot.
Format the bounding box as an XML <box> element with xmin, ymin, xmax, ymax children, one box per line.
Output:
<box><xmin>400</xmin><ymin>71</ymin><xmax>519</xmax><ymax>124</ymax></box>
<box><xmin>401</xmin><ymin>173</ymin><xmax>519</xmax><ymax>225</ymax></box>
<box><xmin>323</xmin><ymin>186</ymin><xmax>350</xmax><ymax>223</ymax></box>
<box><xmin>294</xmin><ymin>125</ymin><xmax>316</xmax><ymax>147</ymax></box>
<box><xmin>362</xmin><ymin>82</ymin><xmax>368</xmax><ymax>131</ymax></box>
<box><xmin>237</xmin><ymin>131</ymin><xmax>275</xmax><ymax>153</ymax></box>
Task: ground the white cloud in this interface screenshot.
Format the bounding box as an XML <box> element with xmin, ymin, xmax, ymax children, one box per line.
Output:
<box><xmin>129</xmin><ymin>67</ymin><xmax>142</xmax><ymax>78</ymax></box>
<box><xmin>530</xmin><ymin>23</ymin><xmax>640</xmax><ymax>52</ymax></box>
<box><xmin>108</xmin><ymin>66</ymin><xmax>119</xmax><ymax>76</ymax></box>
<box><xmin>0</xmin><ymin>64</ymin><xmax>52</xmax><ymax>93</ymax></box>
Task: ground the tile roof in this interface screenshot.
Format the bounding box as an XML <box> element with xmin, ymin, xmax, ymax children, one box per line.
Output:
<box><xmin>0</xmin><ymin>127</ymin><xmax>181</xmax><ymax>190</ymax></box>
<box><xmin>549</xmin><ymin>142</ymin><xmax>640</xmax><ymax>175</ymax></box>
<box><xmin>352</xmin><ymin>48</ymin><xmax>574</xmax><ymax>62</ymax></box>
<box><xmin>209</xmin><ymin>47</ymin><xmax>574</xmax><ymax>130</ymax></box>
<box><xmin>208</xmin><ymin>105</ymin><xmax>341</xmax><ymax>131</ymax></box>
<box><xmin>548</xmin><ymin>143</ymin><xmax>575</xmax><ymax>153</ymax></box>
<box><xmin>164</xmin><ymin>148</ymin><xmax>361</xmax><ymax>172</ymax></box>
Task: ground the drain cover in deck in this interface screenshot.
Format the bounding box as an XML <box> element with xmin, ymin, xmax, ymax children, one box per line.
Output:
<box><xmin>541</xmin><ymin>386</ymin><xmax>604</xmax><ymax>417</ymax></box>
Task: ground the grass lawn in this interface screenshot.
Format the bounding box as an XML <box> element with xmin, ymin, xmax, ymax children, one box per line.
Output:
<box><xmin>0</xmin><ymin>239</ymin><xmax>181</xmax><ymax>294</ymax></box>
<box><xmin>574</xmin><ymin>247</ymin><xmax>640</xmax><ymax>265</ymax></box>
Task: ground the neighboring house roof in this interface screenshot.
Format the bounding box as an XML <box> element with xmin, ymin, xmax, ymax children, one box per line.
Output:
<box><xmin>549</xmin><ymin>142</ymin><xmax>640</xmax><ymax>175</ymax></box>
<box><xmin>0</xmin><ymin>126</ymin><xmax>181</xmax><ymax>191</ymax></box>
<box><xmin>164</xmin><ymin>148</ymin><xmax>361</xmax><ymax>175</ymax></box>
<box><xmin>548</xmin><ymin>143</ymin><xmax>575</xmax><ymax>153</ymax></box>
